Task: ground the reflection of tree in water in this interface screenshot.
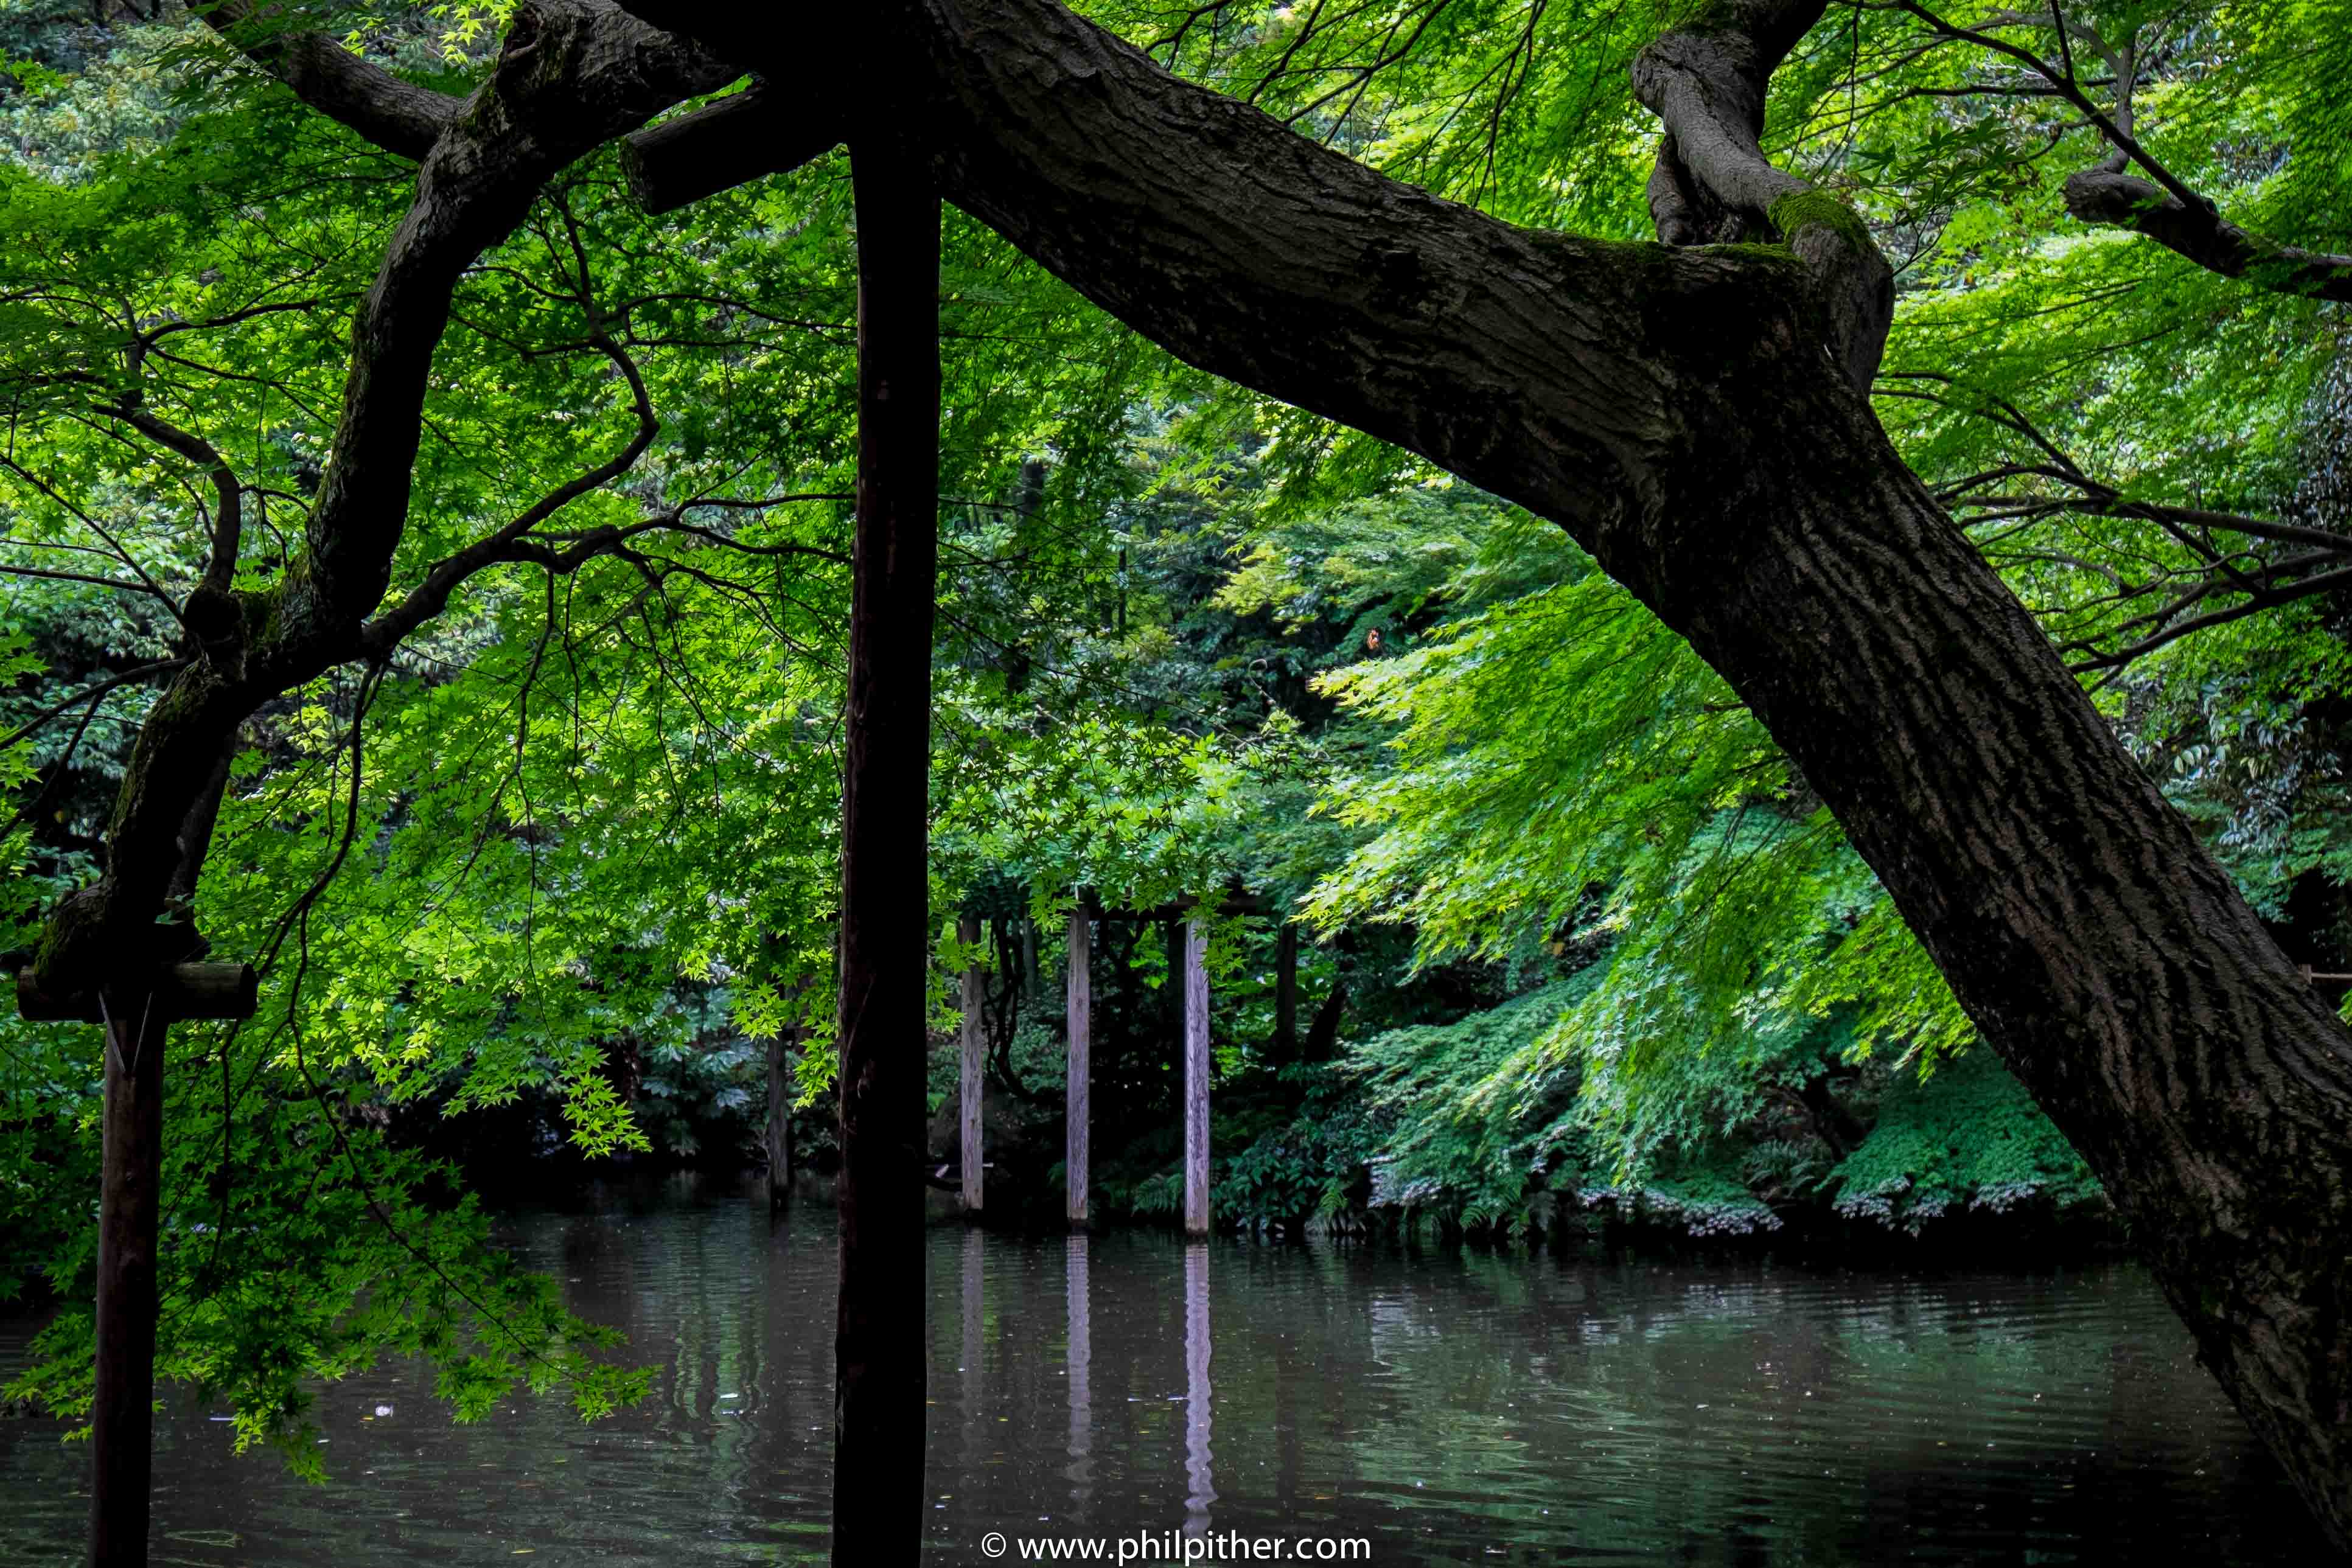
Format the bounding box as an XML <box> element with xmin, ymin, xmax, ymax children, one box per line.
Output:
<box><xmin>0</xmin><ymin>1185</ymin><xmax>2319</xmax><ymax>1565</ymax></box>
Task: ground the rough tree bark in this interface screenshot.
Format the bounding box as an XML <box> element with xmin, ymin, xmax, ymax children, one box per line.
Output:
<box><xmin>32</xmin><ymin>0</ymin><xmax>2352</xmax><ymax>1549</ymax></box>
<box><xmin>601</xmin><ymin>0</ymin><xmax>2352</xmax><ymax>1542</ymax></box>
<box><xmin>831</xmin><ymin>132</ymin><xmax>941</xmax><ymax>1564</ymax></box>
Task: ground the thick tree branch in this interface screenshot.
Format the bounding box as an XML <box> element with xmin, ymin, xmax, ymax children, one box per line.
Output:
<box><xmin>621</xmin><ymin>82</ymin><xmax>841</xmax><ymax>214</ymax></box>
<box><xmin>624</xmin><ymin>0</ymin><xmax>1834</xmax><ymax>551</ymax></box>
<box><xmin>2062</xmin><ymin>171</ymin><xmax>2352</xmax><ymax>304</ymax></box>
<box><xmin>1631</xmin><ymin>0</ymin><xmax>1895</xmax><ymax>389</ymax></box>
<box><xmin>202</xmin><ymin>0</ymin><xmax>462</xmax><ymax>158</ymax></box>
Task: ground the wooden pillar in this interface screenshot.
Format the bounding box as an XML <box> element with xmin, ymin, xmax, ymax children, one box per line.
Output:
<box><xmin>831</xmin><ymin>136</ymin><xmax>939</xmax><ymax>1567</ymax></box>
<box><xmin>17</xmin><ymin>961</ymin><xmax>254</xmax><ymax>1568</ymax></box>
<box><xmin>1065</xmin><ymin>903</ymin><xmax>1091</xmax><ymax>1230</ymax></box>
<box><xmin>1274</xmin><ymin>924</ymin><xmax>1298</xmax><ymax>1054</ymax></box>
<box><xmin>1182</xmin><ymin>917</ymin><xmax>1212</xmax><ymax>1238</ymax></box>
<box><xmin>90</xmin><ymin>994</ymin><xmax>164</xmax><ymax>1568</ymax></box>
<box><xmin>958</xmin><ymin>913</ymin><xmax>984</xmax><ymax>1215</ymax></box>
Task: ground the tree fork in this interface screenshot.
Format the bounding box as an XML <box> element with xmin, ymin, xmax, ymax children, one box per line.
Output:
<box><xmin>831</xmin><ymin>134</ymin><xmax>940</xmax><ymax>1566</ymax></box>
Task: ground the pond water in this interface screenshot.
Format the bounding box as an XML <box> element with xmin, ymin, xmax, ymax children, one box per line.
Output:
<box><xmin>0</xmin><ymin>1173</ymin><xmax>2325</xmax><ymax>1564</ymax></box>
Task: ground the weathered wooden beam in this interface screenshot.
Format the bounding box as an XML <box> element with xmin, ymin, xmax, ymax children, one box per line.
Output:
<box><xmin>14</xmin><ymin>963</ymin><xmax>257</xmax><ymax>1024</ymax></box>
<box><xmin>1081</xmin><ymin>879</ymin><xmax>1270</xmax><ymax>922</ymax></box>
<box><xmin>619</xmin><ymin>83</ymin><xmax>842</xmax><ymax>215</ymax></box>
<box><xmin>958</xmin><ymin>913</ymin><xmax>985</xmax><ymax>1216</ymax></box>
<box><xmin>1182</xmin><ymin>916</ymin><xmax>1211</xmax><ymax>1239</ymax></box>
<box><xmin>1065</xmin><ymin>903</ymin><xmax>1091</xmax><ymax>1230</ymax></box>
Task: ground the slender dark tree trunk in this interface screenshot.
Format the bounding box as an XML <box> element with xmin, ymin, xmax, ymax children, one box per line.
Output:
<box><xmin>89</xmin><ymin>992</ymin><xmax>164</xmax><ymax>1568</ymax></box>
<box><xmin>1274</xmin><ymin>925</ymin><xmax>1298</xmax><ymax>1056</ymax></box>
<box><xmin>831</xmin><ymin>134</ymin><xmax>940</xmax><ymax>1567</ymax></box>
<box><xmin>1302</xmin><ymin>983</ymin><xmax>1346</xmax><ymax>1065</ymax></box>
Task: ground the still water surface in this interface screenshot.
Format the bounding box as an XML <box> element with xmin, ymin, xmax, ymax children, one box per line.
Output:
<box><xmin>0</xmin><ymin>1173</ymin><xmax>2322</xmax><ymax>1564</ymax></box>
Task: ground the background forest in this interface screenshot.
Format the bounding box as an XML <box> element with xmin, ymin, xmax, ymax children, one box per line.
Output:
<box><xmin>5</xmin><ymin>0</ymin><xmax>2351</xmax><ymax>1469</ymax></box>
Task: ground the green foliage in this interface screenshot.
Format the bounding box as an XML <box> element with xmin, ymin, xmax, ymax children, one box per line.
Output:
<box><xmin>0</xmin><ymin>1020</ymin><xmax>649</xmax><ymax>1474</ymax></box>
<box><xmin>1830</xmin><ymin>1048</ymin><xmax>2106</xmax><ymax>1233</ymax></box>
<box><xmin>11</xmin><ymin>0</ymin><xmax>2352</xmax><ymax>1492</ymax></box>
<box><xmin>1350</xmin><ymin>978</ymin><xmax>1593</xmax><ymax>1232</ymax></box>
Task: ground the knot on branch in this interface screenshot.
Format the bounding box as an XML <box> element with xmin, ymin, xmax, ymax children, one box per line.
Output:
<box><xmin>182</xmin><ymin>583</ymin><xmax>242</xmax><ymax>647</ymax></box>
<box><xmin>2062</xmin><ymin>168</ymin><xmax>2177</xmax><ymax>226</ymax></box>
<box><xmin>1632</xmin><ymin>3</ymin><xmax>1893</xmax><ymax>391</ymax></box>
<box><xmin>479</xmin><ymin>0</ymin><xmax>735</xmax><ymax>137</ymax></box>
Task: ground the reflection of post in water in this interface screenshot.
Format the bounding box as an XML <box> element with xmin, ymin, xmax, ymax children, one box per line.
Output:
<box><xmin>962</xmin><ymin>1226</ymin><xmax>985</xmax><ymax>1477</ymax></box>
<box><xmin>1184</xmin><ymin>1241</ymin><xmax>1215</xmax><ymax>1533</ymax></box>
<box><xmin>1066</xmin><ymin>1235</ymin><xmax>1092</xmax><ymax>1509</ymax></box>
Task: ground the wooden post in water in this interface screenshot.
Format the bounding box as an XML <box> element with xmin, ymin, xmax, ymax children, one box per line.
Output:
<box><xmin>958</xmin><ymin>913</ymin><xmax>985</xmax><ymax>1216</ymax></box>
<box><xmin>831</xmin><ymin>134</ymin><xmax>939</xmax><ymax>1567</ymax></box>
<box><xmin>17</xmin><ymin>960</ymin><xmax>256</xmax><ymax>1568</ymax></box>
<box><xmin>1182</xmin><ymin>917</ymin><xmax>1212</xmax><ymax>1238</ymax></box>
<box><xmin>1066</xmin><ymin>902</ymin><xmax>1091</xmax><ymax>1229</ymax></box>
<box><xmin>91</xmin><ymin>993</ymin><xmax>165</xmax><ymax>1568</ymax></box>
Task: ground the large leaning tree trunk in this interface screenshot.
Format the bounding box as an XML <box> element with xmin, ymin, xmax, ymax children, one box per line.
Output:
<box><xmin>596</xmin><ymin>0</ymin><xmax>2352</xmax><ymax>1543</ymax></box>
